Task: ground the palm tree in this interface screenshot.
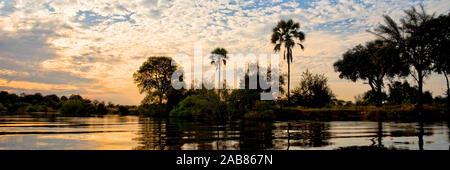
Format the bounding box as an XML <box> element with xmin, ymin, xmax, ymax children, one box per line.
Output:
<box><xmin>211</xmin><ymin>47</ymin><xmax>228</xmax><ymax>94</ymax></box>
<box><xmin>271</xmin><ymin>19</ymin><xmax>306</xmax><ymax>103</ymax></box>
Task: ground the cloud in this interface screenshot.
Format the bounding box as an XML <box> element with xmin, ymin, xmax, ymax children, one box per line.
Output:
<box><xmin>0</xmin><ymin>0</ymin><xmax>448</xmax><ymax>104</ymax></box>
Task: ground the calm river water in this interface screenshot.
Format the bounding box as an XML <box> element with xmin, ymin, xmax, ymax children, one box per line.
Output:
<box><xmin>0</xmin><ymin>115</ymin><xmax>448</xmax><ymax>150</ymax></box>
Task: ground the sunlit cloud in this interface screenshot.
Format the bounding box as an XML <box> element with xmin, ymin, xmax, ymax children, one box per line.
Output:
<box><xmin>0</xmin><ymin>0</ymin><xmax>449</xmax><ymax>104</ymax></box>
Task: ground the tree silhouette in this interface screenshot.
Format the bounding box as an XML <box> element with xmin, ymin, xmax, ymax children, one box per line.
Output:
<box><xmin>271</xmin><ymin>19</ymin><xmax>305</xmax><ymax>104</ymax></box>
<box><xmin>370</xmin><ymin>5</ymin><xmax>436</xmax><ymax>107</ymax></box>
<box><xmin>334</xmin><ymin>40</ymin><xmax>407</xmax><ymax>107</ymax></box>
<box><xmin>133</xmin><ymin>56</ymin><xmax>177</xmax><ymax>104</ymax></box>
<box><xmin>210</xmin><ymin>47</ymin><xmax>228</xmax><ymax>91</ymax></box>
<box><xmin>425</xmin><ymin>13</ymin><xmax>450</xmax><ymax>104</ymax></box>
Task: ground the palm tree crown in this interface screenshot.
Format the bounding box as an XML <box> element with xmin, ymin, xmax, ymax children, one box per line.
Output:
<box><xmin>211</xmin><ymin>47</ymin><xmax>228</xmax><ymax>66</ymax></box>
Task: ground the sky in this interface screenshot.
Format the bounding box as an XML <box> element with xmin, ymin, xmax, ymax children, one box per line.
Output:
<box><xmin>0</xmin><ymin>0</ymin><xmax>449</xmax><ymax>105</ymax></box>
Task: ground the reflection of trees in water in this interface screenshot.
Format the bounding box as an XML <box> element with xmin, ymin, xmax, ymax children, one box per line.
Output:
<box><xmin>133</xmin><ymin>118</ymin><xmax>333</xmax><ymax>150</ymax></box>
<box><xmin>341</xmin><ymin>121</ymin><xmax>435</xmax><ymax>150</ymax></box>
<box><xmin>134</xmin><ymin>117</ymin><xmax>238</xmax><ymax>150</ymax></box>
<box><xmin>239</xmin><ymin>120</ymin><xmax>275</xmax><ymax>150</ymax></box>
<box><xmin>133</xmin><ymin>117</ymin><xmax>167</xmax><ymax>150</ymax></box>
<box><xmin>282</xmin><ymin>121</ymin><xmax>331</xmax><ymax>149</ymax></box>
<box><xmin>448</xmin><ymin>121</ymin><xmax>450</xmax><ymax>141</ymax></box>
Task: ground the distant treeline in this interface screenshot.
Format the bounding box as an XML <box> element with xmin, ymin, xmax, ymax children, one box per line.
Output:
<box><xmin>0</xmin><ymin>91</ymin><xmax>136</xmax><ymax>116</ymax></box>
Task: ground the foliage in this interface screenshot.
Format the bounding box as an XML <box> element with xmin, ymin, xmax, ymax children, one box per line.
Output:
<box><xmin>355</xmin><ymin>90</ymin><xmax>387</xmax><ymax>106</ymax></box>
<box><xmin>60</xmin><ymin>99</ymin><xmax>95</xmax><ymax>116</ymax></box>
<box><xmin>334</xmin><ymin>40</ymin><xmax>407</xmax><ymax>107</ymax></box>
<box><xmin>169</xmin><ymin>92</ymin><xmax>220</xmax><ymax>118</ymax></box>
<box><xmin>25</xmin><ymin>105</ymin><xmax>48</xmax><ymax>112</ymax></box>
<box><xmin>118</xmin><ymin>105</ymin><xmax>130</xmax><ymax>115</ymax></box>
<box><xmin>370</xmin><ymin>5</ymin><xmax>437</xmax><ymax>106</ymax></box>
<box><xmin>426</xmin><ymin>13</ymin><xmax>450</xmax><ymax>102</ymax></box>
<box><xmin>138</xmin><ymin>104</ymin><xmax>169</xmax><ymax>117</ymax></box>
<box><xmin>387</xmin><ymin>81</ymin><xmax>433</xmax><ymax>105</ymax></box>
<box><xmin>271</xmin><ymin>19</ymin><xmax>306</xmax><ymax>103</ymax></box>
<box><xmin>96</xmin><ymin>102</ymin><xmax>108</xmax><ymax>115</ymax></box>
<box><xmin>133</xmin><ymin>56</ymin><xmax>178</xmax><ymax>104</ymax></box>
<box><xmin>243</xmin><ymin>101</ymin><xmax>276</xmax><ymax>120</ymax></box>
<box><xmin>291</xmin><ymin>70</ymin><xmax>334</xmax><ymax>108</ymax></box>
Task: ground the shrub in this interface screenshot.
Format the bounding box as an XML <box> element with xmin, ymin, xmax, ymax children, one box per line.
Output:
<box><xmin>138</xmin><ymin>104</ymin><xmax>169</xmax><ymax>116</ymax></box>
<box><xmin>291</xmin><ymin>70</ymin><xmax>335</xmax><ymax>108</ymax></box>
<box><xmin>25</xmin><ymin>105</ymin><xmax>48</xmax><ymax>112</ymax></box>
<box><xmin>60</xmin><ymin>99</ymin><xmax>95</xmax><ymax>116</ymax></box>
<box><xmin>244</xmin><ymin>101</ymin><xmax>276</xmax><ymax>120</ymax></box>
<box><xmin>118</xmin><ymin>106</ymin><xmax>130</xmax><ymax>115</ymax></box>
<box><xmin>169</xmin><ymin>93</ymin><xmax>220</xmax><ymax>118</ymax></box>
<box><xmin>7</xmin><ymin>102</ymin><xmax>29</xmax><ymax>113</ymax></box>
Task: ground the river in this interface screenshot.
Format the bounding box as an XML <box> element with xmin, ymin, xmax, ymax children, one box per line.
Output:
<box><xmin>0</xmin><ymin>115</ymin><xmax>448</xmax><ymax>150</ymax></box>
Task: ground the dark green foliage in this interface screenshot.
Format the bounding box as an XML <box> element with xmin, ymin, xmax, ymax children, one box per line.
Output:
<box><xmin>0</xmin><ymin>91</ymin><xmax>119</xmax><ymax>116</ymax></box>
<box><xmin>25</xmin><ymin>105</ymin><xmax>48</xmax><ymax>112</ymax></box>
<box><xmin>138</xmin><ymin>104</ymin><xmax>169</xmax><ymax>117</ymax></box>
<box><xmin>244</xmin><ymin>101</ymin><xmax>276</xmax><ymax>120</ymax></box>
<box><xmin>60</xmin><ymin>99</ymin><xmax>95</xmax><ymax>116</ymax></box>
<box><xmin>169</xmin><ymin>92</ymin><xmax>220</xmax><ymax>118</ymax></box>
<box><xmin>291</xmin><ymin>70</ymin><xmax>334</xmax><ymax>108</ymax></box>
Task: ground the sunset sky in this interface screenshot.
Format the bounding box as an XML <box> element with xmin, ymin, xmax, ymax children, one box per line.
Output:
<box><xmin>0</xmin><ymin>0</ymin><xmax>449</xmax><ymax>105</ymax></box>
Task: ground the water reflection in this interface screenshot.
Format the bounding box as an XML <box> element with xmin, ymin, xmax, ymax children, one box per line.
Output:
<box><xmin>0</xmin><ymin>115</ymin><xmax>448</xmax><ymax>150</ymax></box>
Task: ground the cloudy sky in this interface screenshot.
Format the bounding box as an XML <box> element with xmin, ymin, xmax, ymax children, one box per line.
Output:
<box><xmin>0</xmin><ymin>0</ymin><xmax>449</xmax><ymax>105</ymax></box>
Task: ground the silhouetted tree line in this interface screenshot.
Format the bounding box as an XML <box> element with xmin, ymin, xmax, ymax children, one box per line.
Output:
<box><xmin>0</xmin><ymin>91</ymin><xmax>135</xmax><ymax>116</ymax></box>
<box><xmin>335</xmin><ymin>5</ymin><xmax>449</xmax><ymax>108</ymax></box>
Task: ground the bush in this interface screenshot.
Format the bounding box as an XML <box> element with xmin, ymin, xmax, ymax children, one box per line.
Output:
<box><xmin>7</xmin><ymin>102</ymin><xmax>29</xmax><ymax>113</ymax></box>
<box><xmin>169</xmin><ymin>93</ymin><xmax>220</xmax><ymax>118</ymax></box>
<box><xmin>244</xmin><ymin>110</ymin><xmax>276</xmax><ymax>119</ymax></box>
<box><xmin>25</xmin><ymin>105</ymin><xmax>48</xmax><ymax>112</ymax></box>
<box><xmin>244</xmin><ymin>101</ymin><xmax>276</xmax><ymax>120</ymax></box>
<box><xmin>60</xmin><ymin>99</ymin><xmax>95</xmax><ymax>116</ymax></box>
<box><xmin>138</xmin><ymin>104</ymin><xmax>169</xmax><ymax>116</ymax></box>
<box><xmin>0</xmin><ymin>103</ymin><xmax>4</xmax><ymax>112</ymax></box>
<box><xmin>291</xmin><ymin>70</ymin><xmax>335</xmax><ymax>108</ymax></box>
<box><xmin>118</xmin><ymin>106</ymin><xmax>130</xmax><ymax>115</ymax></box>
<box><xmin>96</xmin><ymin>103</ymin><xmax>108</xmax><ymax>115</ymax></box>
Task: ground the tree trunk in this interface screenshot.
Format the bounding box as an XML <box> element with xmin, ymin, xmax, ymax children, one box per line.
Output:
<box><xmin>376</xmin><ymin>82</ymin><xmax>383</xmax><ymax>107</ymax></box>
<box><xmin>218</xmin><ymin>60</ymin><xmax>221</xmax><ymax>100</ymax></box>
<box><xmin>444</xmin><ymin>72</ymin><xmax>449</xmax><ymax>107</ymax></box>
<box><xmin>287</xmin><ymin>58</ymin><xmax>291</xmax><ymax>104</ymax></box>
<box><xmin>417</xmin><ymin>70</ymin><xmax>424</xmax><ymax>108</ymax></box>
<box><xmin>159</xmin><ymin>94</ymin><xmax>163</xmax><ymax>105</ymax></box>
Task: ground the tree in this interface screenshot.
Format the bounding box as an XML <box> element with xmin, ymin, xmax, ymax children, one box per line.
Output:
<box><xmin>425</xmin><ymin>13</ymin><xmax>450</xmax><ymax>104</ymax></box>
<box><xmin>291</xmin><ymin>70</ymin><xmax>334</xmax><ymax>108</ymax></box>
<box><xmin>334</xmin><ymin>40</ymin><xmax>406</xmax><ymax>107</ymax></box>
<box><xmin>370</xmin><ymin>5</ymin><xmax>436</xmax><ymax>107</ymax></box>
<box><xmin>133</xmin><ymin>56</ymin><xmax>177</xmax><ymax>104</ymax></box>
<box><xmin>211</xmin><ymin>47</ymin><xmax>228</xmax><ymax>98</ymax></box>
<box><xmin>271</xmin><ymin>19</ymin><xmax>306</xmax><ymax>104</ymax></box>
<box><xmin>388</xmin><ymin>81</ymin><xmax>434</xmax><ymax>105</ymax></box>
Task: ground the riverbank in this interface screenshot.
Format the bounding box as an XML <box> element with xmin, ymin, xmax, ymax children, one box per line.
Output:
<box><xmin>277</xmin><ymin>104</ymin><xmax>449</xmax><ymax>121</ymax></box>
<box><xmin>2</xmin><ymin>104</ymin><xmax>447</xmax><ymax>122</ymax></box>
